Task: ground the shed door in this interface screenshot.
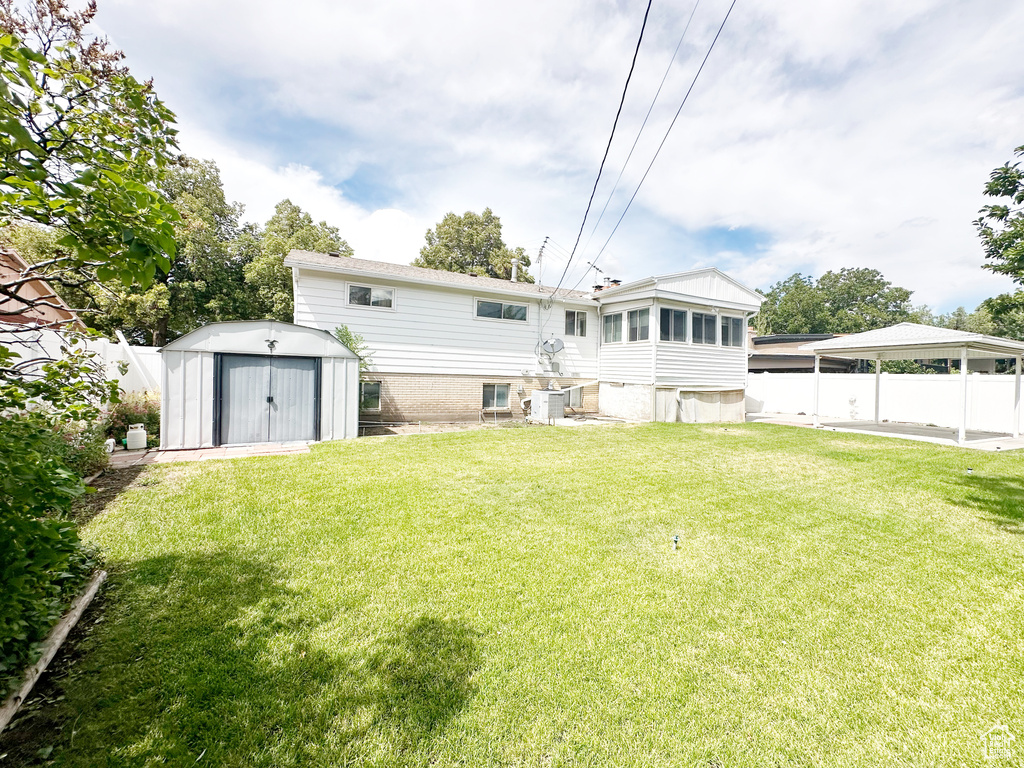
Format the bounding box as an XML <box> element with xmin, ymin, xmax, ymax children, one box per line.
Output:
<box><xmin>219</xmin><ymin>355</ymin><xmax>319</xmax><ymax>445</ymax></box>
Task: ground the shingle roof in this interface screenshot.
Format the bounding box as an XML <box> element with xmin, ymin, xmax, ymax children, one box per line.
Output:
<box><xmin>283</xmin><ymin>250</ymin><xmax>593</xmax><ymax>301</ymax></box>
<box><xmin>799</xmin><ymin>322</ymin><xmax>1024</xmax><ymax>359</ymax></box>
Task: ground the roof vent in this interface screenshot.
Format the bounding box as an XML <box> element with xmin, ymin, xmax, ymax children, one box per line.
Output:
<box><xmin>603</xmin><ymin>277</ymin><xmax>611</xmax><ymax>286</ymax></box>
<box><xmin>610</xmin><ymin>279</ymin><xmax>621</xmax><ymax>286</ymax></box>
<box><xmin>327</xmin><ymin>250</ymin><xmax>341</xmax><ymax>257</ymax></box>
<box><xmin>593</xmin><ymin>285</ymin><xmax>604</xmax><ymax>292</ymax></box>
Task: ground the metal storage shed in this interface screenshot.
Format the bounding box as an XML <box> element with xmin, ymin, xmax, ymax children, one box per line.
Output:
<box><xmin>160</xmin><ymin>320</ymin><xmax>360</xmax><ymax>450</ymax></box>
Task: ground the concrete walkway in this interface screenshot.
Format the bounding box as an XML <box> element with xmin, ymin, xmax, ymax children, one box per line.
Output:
<box><xmin>107</xmin><ymin>442</ymin><xmax>311</xmax><ymax>467</ymax></box>
<box><xmin>747</xmin><ymin>412</ymin><xmax>1024</xmax><ymax>451</ymax></box>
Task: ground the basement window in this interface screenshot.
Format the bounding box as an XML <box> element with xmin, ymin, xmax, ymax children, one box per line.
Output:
<box><xmin>349</xmin><ymin>284</ymin><xmax>394</xmax><ymax>309</ymax></box>
<box><xmin>565</xmin><ymin>310</ymin><xmax>587</xmax><ymax>337</ymax></box>
<box><xmin>477</xmin><ymin>300</ymin><xmax>527</xmax><ymax>322</ymax></box>
<box><xmin>483</xmin><ymin>383</ymin><xmax>510</xmax><ymax>409</ymax></box>
<box><xmin>360</xmin><ymin>381</ymin><xmax>381</xmax><ymax>411</ymax></box>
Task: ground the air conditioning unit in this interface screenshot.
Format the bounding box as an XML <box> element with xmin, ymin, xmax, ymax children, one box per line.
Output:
<box><xmin>530</xmin><ymin>390</ymin><xmax>565</xmax><ymax>422</ymax></box>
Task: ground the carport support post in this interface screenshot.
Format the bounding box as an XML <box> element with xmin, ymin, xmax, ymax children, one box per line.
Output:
<box><xmin>958</xmin><ymin>346</ymin><xmax>968</xmax><ymax>445</ymax></box>
<box><xmin>812</xmin><ymin>353</ymin><xmax>821</xmax><ymax>428</ymax></box>
<box><xmin>1014</xmin><ymin>354</ymin><xmax>1021</xmax><ymax>439</ymax></box>
<box><xmin>874</xmin><ymin>359</ymin><xmax>881</xmax><ymax>424</ymax></box>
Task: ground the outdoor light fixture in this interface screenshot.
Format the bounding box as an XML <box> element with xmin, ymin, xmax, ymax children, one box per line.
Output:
<box><xmin>265</xmin><ymin>339</ymin><xmax>278</xmax><ymax>352</ymax></box>
<box><xmin>673</xmin><ymin>535</ymin><xmax>679</xmax><ymax>551</ymax></box>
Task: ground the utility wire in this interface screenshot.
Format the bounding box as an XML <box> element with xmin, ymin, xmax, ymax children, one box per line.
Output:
<box><xmin>580</xmin><ymin>0</ymin><xmax>701</xmax><ymax>256</ymax></box>
<box><xmin>571</xmin><ymin>0</ymin><xmax>738</xmax><ymax>291</ymax></box>
<box><xmin>551</xmin><ymin>0</ymin><xmax>654</xmax><ymax>295</ymax></box>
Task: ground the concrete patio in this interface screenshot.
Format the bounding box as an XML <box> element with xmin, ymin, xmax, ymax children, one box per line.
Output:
<box><xmin>747</xmin><ymin>412</ymin><xmax>1024</xmax><ymax>451</ymax></box>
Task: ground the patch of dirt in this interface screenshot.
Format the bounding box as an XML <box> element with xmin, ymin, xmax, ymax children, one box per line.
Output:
<box><xmin>0</xmin><ymin>584</ymin><xmax>109</xmax><ymax>766</ymax></box>
<box><xmin>358</xmin><ymin>422</ymin><xmax>491</xmax><ymax>437</ymax></box>
<box><xmin>70</xmin><ymin>466</ymin><xmax>147</xmax><ymax>526</ymax></box>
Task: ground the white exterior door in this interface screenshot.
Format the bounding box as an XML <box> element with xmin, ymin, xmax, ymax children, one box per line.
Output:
<box><xmin>219</xmin><ymin>355</ymin><xmax>318</xmax><ymax>445</ymax></box>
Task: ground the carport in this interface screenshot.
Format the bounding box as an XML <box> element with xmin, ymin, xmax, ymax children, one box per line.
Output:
<box><xmin>800</xmin><ymin>323</ymin><xmax>1024</xmax><ymax>445</ymax></box>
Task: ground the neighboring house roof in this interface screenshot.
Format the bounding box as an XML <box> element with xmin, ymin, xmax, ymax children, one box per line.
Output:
<box><xmin>284</xmin><ymin>250</ymin><xmax>594</xmax><ymax>302</ymax></box>
<box><xmin>799</xmin><ymin>322</ymin><xmax>1024</xmax><ymax>360</ymax></box>
<box><xmin>748</xmin><ymin>332</ymin><xmax>855</xmax><ymax>372</ymax></box>
<box><xmin>0</xmin><ymin>249</ymin><xmax>84</xmax><ymax>329</ymax></box>
<box><xmin>592</xmin><ymin>267</ymin><xmax>764</xmax><ymax>311</ymax></box>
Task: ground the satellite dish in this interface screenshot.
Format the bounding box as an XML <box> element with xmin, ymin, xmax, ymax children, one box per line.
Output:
<box><xmin>541</xmin><ymin>338</ymin><xmax>565</xmax><ymax>354</ymax></box>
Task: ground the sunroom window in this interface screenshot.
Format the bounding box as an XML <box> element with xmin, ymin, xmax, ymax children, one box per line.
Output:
<box><xmin>659</xmin><ymin>308</ymin><xmax>687</xmax><ymax>342</ymax></box>
<box><xmin>627</xmin><ymin>308</ymin><xmax>649</xmax><ymax>342</ymax></box>
<box><xmin>721</xmin><ymin>317</ymin><xmax>745</xmax><ymax>347</ymax></box>
<box><xmin>692</xmin><ymin>312</ymin><xmax>717</xmax><ymax>345</ymax></box>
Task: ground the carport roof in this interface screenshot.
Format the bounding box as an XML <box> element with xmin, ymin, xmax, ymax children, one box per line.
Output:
<box><xmin>798</xmin><ymin>323</ymin><xmax>1024</xmax><ymax>361</ymax></box>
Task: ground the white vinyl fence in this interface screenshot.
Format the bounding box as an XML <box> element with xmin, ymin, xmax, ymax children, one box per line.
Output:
<box><xmin>746</xmin><ymin>372</ymin><xmax>1022</xmax><ymax>435</ymax></box>
<box><xmin>0</xmin><ymin>326</ymin><xmax>161</xmax><ymax>394</ymax></box>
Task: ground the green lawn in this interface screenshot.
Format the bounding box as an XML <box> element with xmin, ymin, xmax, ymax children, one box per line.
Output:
<box><xmin>15</xmin><ymin>423</ymin><xmax>1024</xmax><ymax>766</ymax></box>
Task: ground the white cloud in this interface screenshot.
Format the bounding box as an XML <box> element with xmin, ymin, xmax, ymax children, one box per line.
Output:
<box><xmin>97</xmin><ymin>0</ymin><xmax>1024</xmax><ymax>309</ymax></box>
<box><xmin>178</xmin><ymin>126</ymin><xmax>426</xmax><ymax>263</ymax></box>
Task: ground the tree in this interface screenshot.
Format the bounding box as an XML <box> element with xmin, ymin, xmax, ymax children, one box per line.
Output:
<box><xmin>980</xmin><ymin>292</ymin><xmax>1024</xmax><ymax>339</ymax></box>
<box><xmin>816</xmin><ymin>268</ymin><xmax>912</xmax><ymax>333</ymax></box>
<box><xmin>95</xmin><ymin>158</ymin><xmax>258</xmax><ymax>344</ymax></box>
<box><xmin>754</xmin><ymin>268</ymin><xmax>912</xmax><ymax>335</ymax></box>
<box><xmin>0</xmin><ymin>0</ymin><xmax>179</xmax><ymax>318</ymax></box>
<box><xmin>753</xmin><ymin>273</ymin><xmax>828</xmax><ymax>335</ymax></box>
<box><xmin>244</xmin><ymin>199</ymin><xmax>352</xmax><ymax>322</ymax></box>
<box><xmin>976</xmin><ymin>145</ymin><xmax>1024</xmax><ymax>283</ymax></box>
<box><xmin>413</xmin><ymin>208</ymin><xmax>533</xmax><ymax>282</ymax></box>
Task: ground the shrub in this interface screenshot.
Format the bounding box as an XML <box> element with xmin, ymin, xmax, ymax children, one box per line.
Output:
<box><xmin>0</xmin><ymin>414</ymin><xmax>101</xmax><ymax>697</ymax></box>
<box><xmin>0</xmin><ymin>342</ymin><xmax>111</xmax><ymax>698</ymax></box>
<box><xmin>52</xmin><ymin>421</ymin><xmax>109</xmax><ymax>477</ymax></box>
<box><xmin>103</xmin><ymin>391</ymin><xmax>160</xmax><ymax>444</ymax></box>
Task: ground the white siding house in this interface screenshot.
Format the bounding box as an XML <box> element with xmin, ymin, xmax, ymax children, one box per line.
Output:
<box><xmin>592</xmin><ymin>270</ymin><xmax>763</xmax><ymax>421</ymax></box>
<box><xmin>286</xmin><ymin>251</ymin><xmax>763</xmax><ymax>423</ymax></box>
<box><xmin>286</xmin><ymin>251</ymin><xmax>599</xmax><ymax>421</ymax></box>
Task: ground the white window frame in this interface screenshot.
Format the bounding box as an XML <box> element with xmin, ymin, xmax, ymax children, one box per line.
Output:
<box><xmin>347</xmin><ymin>283</ymin><xmax>395</xmax><ymax>310</ymax></box>
<box><xmin>602</xmin><ymin>312</ymin><xmax>623</xmax><ymax>344</ymax></box>
<box><xmin>360</xmin><ymin>380</ymin><xmax>382</xmax><ymax>411</ymax></box>
<box><xmin>692</xmin><ymin>311</ymin><xmax>718</xmax><ymax>345</ymax></box>
<box><xmin>475</xmin><ymin>298</ymin><xmax>528</xmax><ymax>323</ymax></box>
<box><xmin>565</xmin><ymin>309</ymin><xmax>587</xmax><ymax>337</ymax></box>
<box><xmin>482</xmin><ymin>383</ymin><xmax>510</xmax><ymax>410</ymax></box>
<box><xmin>659</xmin><ymin>307</ymin><xmax>688</xmax><ymax>343</ymax></box>
<box><xmin>627</xmin><ymin>308</ymin><xmax>650</xmax><ymax>343</ymax></box>
<box><xmin>720</xmin><ymin>315</ymin><xmax>745</xmax><ymax>348</ymax></box>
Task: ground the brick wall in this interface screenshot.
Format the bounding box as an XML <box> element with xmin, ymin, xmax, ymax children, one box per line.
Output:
<box><xmin>358</xmin><ymin>373</ymin><xmax>599</xmax><ymax>423</ymax></box>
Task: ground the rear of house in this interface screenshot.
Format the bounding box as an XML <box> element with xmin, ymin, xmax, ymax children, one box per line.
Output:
<box><xmin>287</xmin><ymin>251</ymin><xmax>600</xmax><ymax>422</ymax></box>
<box><xmin>594</xmin><ymin>270</ymin><xmax>763</xmax><ymax>422</ymax></box>
<box><xmin>286</xmin><ymin>251</ymin><xmax>763</xmax><ymax>424</ymax></box>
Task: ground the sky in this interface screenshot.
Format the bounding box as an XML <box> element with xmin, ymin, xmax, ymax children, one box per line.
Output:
<box><xmin>94</xmin><ymin>0</ymin><xmax>1024</xmax><ymax>312</ymax></box>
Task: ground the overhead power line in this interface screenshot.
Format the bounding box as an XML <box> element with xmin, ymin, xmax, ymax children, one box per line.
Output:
<box><xmin>571</xmin><ymin>0</ymin><xmax>738</xmax><ymax>292</ymax></box>
<box><xmin>580</xmin><ymin>0</ymin><xmax>702</xmax><ymax>257</ymax></box>
<box><xmin>551</xmin><ymin>0</ymin><xmax>654</xmax><ymax>295</ymax></box>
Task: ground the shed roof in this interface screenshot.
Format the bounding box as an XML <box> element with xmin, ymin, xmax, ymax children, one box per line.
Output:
<box><xmin>284</xmin><ymin>250</ymin><xmax>593</xmax><ymax>301</ymax></box>
<box><xmin>799</xmin><ymin>323</ymin><xmax>1024</xmax><ymax>360</ymax></box>
<box><xmin>161</xmin><ymin>320</ymin><xmax>359</xmax><ymax>358</ymax></box>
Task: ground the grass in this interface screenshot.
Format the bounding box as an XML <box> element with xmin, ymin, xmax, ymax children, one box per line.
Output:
<box><xmin>6</xmin><ymin>422</ymin><xmax>1024</xmax><ymax>767</ymax></box>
